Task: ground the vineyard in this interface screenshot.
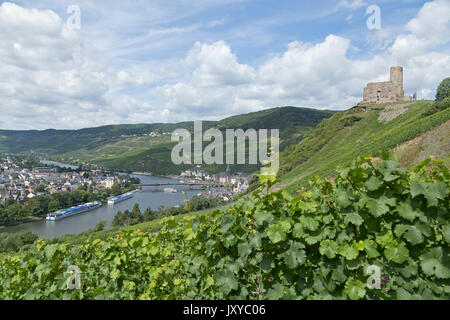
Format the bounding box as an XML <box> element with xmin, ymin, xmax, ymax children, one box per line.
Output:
<box><xmin>0</xmin><ymin>154</ymin><xmax>449</xmax><ymax>299</ymax></box>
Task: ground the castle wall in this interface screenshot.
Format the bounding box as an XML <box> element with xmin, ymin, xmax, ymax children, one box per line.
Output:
<box><xmin>360</xmin><ymin>66</ymin><xmax>411</xmax><ymax>105</ymax></box>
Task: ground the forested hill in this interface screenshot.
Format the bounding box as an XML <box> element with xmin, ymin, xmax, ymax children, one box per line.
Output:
<box><xmin>0</xmin><ymin>107</ymin><xmax>335</xmax><ymax>174</ymax></box>
<box><xmin>0</xmin><ymin>123</ymin><xmax>201</xmax><ymax>155</ymax></box>
<box><xmin>0</xmin><ymin>106</ymin><xmax>334</xmax><ymax>155</ymax></box>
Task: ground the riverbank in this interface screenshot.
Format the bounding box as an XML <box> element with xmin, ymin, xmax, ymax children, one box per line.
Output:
<box><xmin>0</xmin><ymin>215</ymin><xmax>45</xmax><ymax>230</ymax></box>
<box><xmin>0</xmin><ymin>188</ymin><xmax>143</xmax><ymax>232</ymax></box>
<box><xmin>1</xmin><ymin>174</ymin><xmax>201</xmax><ymax>239</ymax></box>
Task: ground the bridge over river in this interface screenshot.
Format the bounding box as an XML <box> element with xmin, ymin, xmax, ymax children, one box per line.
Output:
<box><xmin>137</xmin><ymin>182</ymin><xmax>224</xmax><ymax>189</ymax></box>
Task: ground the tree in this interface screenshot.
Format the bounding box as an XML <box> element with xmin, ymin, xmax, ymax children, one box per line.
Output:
<box><xmin>130</xmin><ymin>177</ymin><xmax>141</xmax><ymax>185</ymax></box>
<box><xmin>87</xmin><ymin>192</ymin><xmax>99</xmax><ymax>202</ymax></box>
<box><xmin>93</xmin><ymin>220</ymin><xmax>106</xmax><ymax>232</ymax></box>
<box><xmin>143</xmin><ymin>208</ymin><xmax>153</xmax><ymax>222</ymax></box>
<box><xmin>34</xmin><ymin>184</ymin><xmax>46</xmax><ymax>193</ymax></box>
<box><xmin>48</xmin><ymin>199</ymin><xmax>60</xmax><ymax>213</ymax></box>
<box><xmin>5</xmin><ymin>203</ymin><xmax>25</xmax><ymax>222</ymax></box>
<box><xmin>97</xmin><ymin>189</ymin><xmax>110</xmax><ymax>200</ymax></box>
<box><xmin>130</xmin><ymin>204</ymin><xmax>143</xmax><ymax>225</ymax></box>
<box><xmin>110</xmin><ymin>183</ymin><xmax>122</xmax><ymax>196</ymax></box>
<box><xmin>123</xmin><ymin>210</ymin><xmax>132</xmax><ymax>225</ymax></box>
<box><xmin>436</xmin><ymin>77</ymin><xmax>450</xmax><ymax>101</ymax></box>
<box><xmin>22</xmin><ymin>198</ymin><xmax>41</xmax><ymax>216</ymax></box>
<box><xmin>0</xmin><ymin>231</ymin><xmax>38</xmax><ymax>253</ymax></box>
<box><xmin>112</xmin><ymin>210</ymin><xmax>125</xmax><ymax>227</ymax></box>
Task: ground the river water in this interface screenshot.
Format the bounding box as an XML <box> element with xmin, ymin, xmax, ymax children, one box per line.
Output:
<box><xmin>2</xmin><ymin>174</ymin><xmax>201</xmax><ymax>239</ymax></box>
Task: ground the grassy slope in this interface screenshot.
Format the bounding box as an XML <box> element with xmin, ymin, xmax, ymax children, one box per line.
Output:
<box><xmin>279</xmin><ymin>101</ymin><xmax>450</xmax><ymax>194</ymax></box>
<box><xmin>53</xmin><ymin>204</ymin><xmax>235</xmax><ymax>245</ymax></box>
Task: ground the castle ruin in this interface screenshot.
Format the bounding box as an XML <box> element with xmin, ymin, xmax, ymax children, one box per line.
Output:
<box><xmin>359</xmin><ymin>66</ymin><xmax>411</xmax><ymax>105</ymax></box>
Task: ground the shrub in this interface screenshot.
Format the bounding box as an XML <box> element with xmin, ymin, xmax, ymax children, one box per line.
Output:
<box><xmin>436</xmin><ymin>77</ymin><xmax>450</xmax><ymax>101</ymax></box>
<box><xmin>422</xmin><ymin>97</ymin><xmax>450</xmax><ymax>117</ymax></box>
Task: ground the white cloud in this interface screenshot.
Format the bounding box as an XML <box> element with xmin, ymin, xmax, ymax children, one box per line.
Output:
<box><xmin>390</xmin><ymin>0</ymin><xmax>450</xmax><ymax>60</ymax></box>
<box><xmin>0</xmin><ymin>2</ymin><xmax>163</xmax><ymax>129</ymax></box>
<box><xmin>0</xmin><ymin>0</ymin><xmax>449</xmax><ymax>129</ymax></box>
<box><xmin>156</xmin><ymin>0</ymin><xmax>450</xmax><ymax>119</ymax></box>
<box><xmin>186</xmin><ymin>41</ymin><xmax>255</xmax><ymax>86</ymax></box>
<box><xmin>117</xmin><ymin>70</ymin><xmax>145</xmax><ymax>86</ymax></box>
<box><xmin>336</xmin><ymin>0</ymin><xmax>367</xmax><ymax>10</ymax></box>
<box><xmin>0</xmin><ymin>2</ymin><xmax>111</xmax><ymax>129</ymax></box>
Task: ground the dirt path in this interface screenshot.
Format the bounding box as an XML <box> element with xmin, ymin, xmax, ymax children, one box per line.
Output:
<box><xmin>378</xmin><ymin>103</ymin><xmax>413</xmax><ymax>123</ymax></box>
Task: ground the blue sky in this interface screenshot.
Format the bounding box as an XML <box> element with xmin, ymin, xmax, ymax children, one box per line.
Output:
<box><xmin>0</xmin><ymin>0</ymin><xmax>449</xmax><ymax>129</ymax></box>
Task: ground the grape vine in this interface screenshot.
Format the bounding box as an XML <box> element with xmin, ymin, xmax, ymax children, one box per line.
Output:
<box><xmin>0</xmin><ymin>154</ymin><xmax>449</xmax><ymax>300</ymax></box>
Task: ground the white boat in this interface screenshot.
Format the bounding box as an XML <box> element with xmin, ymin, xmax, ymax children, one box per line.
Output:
<box><xmin>46</xmin><ymin>201</ymin><xmax>102</xmax><ymax>221</ymax></box>
<box><xmin>108</xmin><ymin>192</ymin><xmax>134</xmax><ymax>204</ymax></box>
<box><xmin>163</xmin><ymin>187</ymin><xmax>177</xmax><ymax>193</ymax></box>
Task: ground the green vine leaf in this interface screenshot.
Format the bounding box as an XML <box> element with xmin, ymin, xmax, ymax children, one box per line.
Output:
<box><xmin>267</xmin><ymin>223</ymin><xmax>287</xmax><ymax>244</ymax></box>
<box><xmin>419</xmin><ymin>247</ymin><xmax>450</xmax><ymax>279</ymax></box>
<box><xmin>344</xmin><ymin>279</ymin><xmax>366</xmax><ymax>300</ymax></box>
<box><xmin>280</xmin><ymin>241</ymin><xmax>306</xmax><ymax>268</ymax></box>
<box><xmin>319</xmin><ymin>240</ymin><xmax>338</xmax><ymax>259</ymax></box>
<box><xmin>384</xmin><ymin>241</ymin><xmax>409</xmax><ymax>264</ymax></box>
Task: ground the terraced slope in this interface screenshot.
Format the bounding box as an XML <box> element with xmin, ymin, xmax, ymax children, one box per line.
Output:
<box><xmin>279</xmin><ymin>100</ymin><xmax>450</xmax><ymax>194</ymax></box>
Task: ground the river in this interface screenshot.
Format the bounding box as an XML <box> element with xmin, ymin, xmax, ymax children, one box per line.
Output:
<box><xmin>2</xmin><ymin>174</ymin><xmax>201</xmax><ymax>239</ymax></box>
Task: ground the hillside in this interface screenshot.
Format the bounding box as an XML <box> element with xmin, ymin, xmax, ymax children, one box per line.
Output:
<box><xmin>1</xmin><ymin>155</ymin><xmax>449</xmax><ymax>299</ymax></box>
<box><xmin>0</xmin><ymin>107</ymin><xmax>335</xmax><ymax>174</ymax></box>
<box><xmin>278</xmin><ymin>101</ymin><xmax>450</xmax><ymax>194</ymax></box>
<box><xmin>0</xmin><ymin>123</ymin><xmax>206</xmax><ymax>155</ymax></box>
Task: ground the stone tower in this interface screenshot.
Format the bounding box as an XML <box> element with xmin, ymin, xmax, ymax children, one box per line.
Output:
<box><xmin>359</xmin><ymin>66</ymin><xmax>411</xmax><ymax>105</ymax></box>
<box><xmin>390</xmin><ymin>66</ymin><xmax>403</xmax><ymax>86</ymax></box>
<box><xmin>390</xmin><ymin>66</ymin><xmax>404</xmax><ymax>98</ymax></box>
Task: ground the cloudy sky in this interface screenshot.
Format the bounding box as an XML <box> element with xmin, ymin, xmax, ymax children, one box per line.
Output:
<box><xmin>0</xmin><ymin>0</ymin><xmax>449</xmax><ymax>130</ymax></box>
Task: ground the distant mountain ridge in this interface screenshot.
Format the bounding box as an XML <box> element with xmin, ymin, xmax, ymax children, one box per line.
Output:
<box><xmin>0</xmin><ymin>106</ymin><xmax>336</xmax><ymax>174</ymax></box>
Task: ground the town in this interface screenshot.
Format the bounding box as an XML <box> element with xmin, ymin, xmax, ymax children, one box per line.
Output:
<box><xmin>177</xmin><ymin>165</ymin><xmax>252</xmax><ymax>201</ymax></box>
<box><xmin>0</xmin><ymin>154</ymin><xmax>132</xmax><ymax>204</ymax></box>
<box><xmin>0</xmin><ymin>154</ymin><xmax>254</xmax><ymax>206</ymax></box>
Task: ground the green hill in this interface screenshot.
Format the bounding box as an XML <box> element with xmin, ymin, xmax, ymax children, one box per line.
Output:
<box><xmin>0</xmin><ymin>123</ymin><xmax>205</xmax><ymax>155</ymax></box>
<box><xmin>0</xmin><ymin>107</ymin><xmax>335</xmax><ymax>174</ymax></box>
<box><xmin>278</xmin><ymin>101</ymin><xmax>450</xmax><ymax>194</ymax></box>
